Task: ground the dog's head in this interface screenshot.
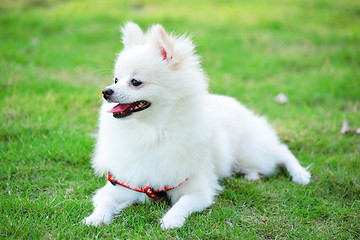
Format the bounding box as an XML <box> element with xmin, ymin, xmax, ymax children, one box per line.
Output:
<box><xmin>102</xmin><ymin>22</ymin><xmax>208</xmax><ymax>120</ymax></box>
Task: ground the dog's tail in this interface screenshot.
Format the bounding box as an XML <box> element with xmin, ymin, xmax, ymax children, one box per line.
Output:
<box><xmin>278</xmin><ymin>144</ymin><xmax>311</xmax><ymax>185</ymax></box>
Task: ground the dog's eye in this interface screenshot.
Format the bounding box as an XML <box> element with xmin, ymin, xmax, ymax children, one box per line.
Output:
<box><xmin>131</xmin><ymin>79</ymin><xmax>143</xmax><ymax>87</ymax></box>
<box><xmin>114</xmin><ymin>78</ymin><xmax>118</xmax><ymax>84</ymax></box>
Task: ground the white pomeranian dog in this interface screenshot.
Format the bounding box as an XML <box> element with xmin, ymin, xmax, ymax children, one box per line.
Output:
<box><xmin>84</xmin><ymin>22</ymin><xmax>311</xmax><ymax>230</ymax></box>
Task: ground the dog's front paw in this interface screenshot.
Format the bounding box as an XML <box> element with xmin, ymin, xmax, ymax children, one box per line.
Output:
<box><xmin>292</xmin><ymin>167</ymin><xmax>311</xmax><ymax>185</ymax></box>
<box><xmin>244</xmin><ymin>172</ymin><xmax>260</xmax><ymax>181</ymax></box>
<box><xmin>83</xmin><ymin>212</ymin><xmax>112</xmax><ymax>227</ymax></box>
<box><xmin>160</xmin><ymin>214</ymin><xmax>186</xmax><ymax>230</ymax></box>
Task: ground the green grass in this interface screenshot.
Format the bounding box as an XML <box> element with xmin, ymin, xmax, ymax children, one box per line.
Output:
<box><xmin>1</xmin><ymin>0</ymin><xmax>359</xmax><ymax>239</ymax></box>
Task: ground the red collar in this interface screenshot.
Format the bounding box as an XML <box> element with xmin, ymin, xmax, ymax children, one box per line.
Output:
<box><xmin>107</xmin><ymin>172</ymin><xmax>188</xmax><ymax>199</ymax></box>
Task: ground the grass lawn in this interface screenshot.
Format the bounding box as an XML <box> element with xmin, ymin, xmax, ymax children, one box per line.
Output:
<box><xmin>1</xmin><ymin>0</ymin><xmax>359</xmax><ymax>239</ymax></box>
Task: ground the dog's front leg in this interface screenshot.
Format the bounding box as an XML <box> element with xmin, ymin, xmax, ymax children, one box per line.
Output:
<box><xmin>84</xmin><ymin>182</ymin><xmax>141</xmax><ymax>226</ymax></box>
<box><xmin>160</xmin><ymin>189</ymin><xmax>214</xmax><ymax>230</ymax></box>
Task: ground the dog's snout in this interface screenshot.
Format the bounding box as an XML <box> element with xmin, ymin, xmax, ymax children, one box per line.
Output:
<box><xmin>102</xmin><ymin>88</ymin><xmax>114</xmax><ymax>100</ymax></box>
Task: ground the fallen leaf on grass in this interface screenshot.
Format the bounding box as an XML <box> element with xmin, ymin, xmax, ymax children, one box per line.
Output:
<box><xmin>274</xmin><ymin>93</ymin><xmax>289</xmax><ymax>104</ymax></box>
<box><xmin>341</xmin><ymin>119</ymin><xmax>349</xmax><ymax>134</ymax></box>
<box><xmin>341</xmin><ymin>118</ymin><xmax>360</xmax><ymax>135</ymax></box>
<box><xmin>225</xmin><ymin>221</ymin><xmax>234</xmax><ymax>228</ymax></box>
<box><xmin>66</xmin><ymin>188</ymin><xmax>74</xmax><ymax>194</ymax></box>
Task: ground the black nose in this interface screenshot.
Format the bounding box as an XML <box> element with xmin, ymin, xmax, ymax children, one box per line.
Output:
<box><xmin>102</xmin><ymin>88</ymin><xmax>114</xmax><ymax>100</ymax></box>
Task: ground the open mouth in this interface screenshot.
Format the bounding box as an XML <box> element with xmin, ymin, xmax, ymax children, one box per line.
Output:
<box><xmin>107</xmin><ymin>100</ymin><xmax>151</xmax><ymax>118</ymax></box>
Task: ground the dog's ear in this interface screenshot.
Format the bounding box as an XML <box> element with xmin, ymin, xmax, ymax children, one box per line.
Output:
<box><xmin>121</xmin><ymin>22</ymin><xmax>145</xmax><ymax>48</ymax></box>
<box><xmin>148</xmin><ymin>24</ymin><xmax>175</xmax><ymax>62</ymax></box>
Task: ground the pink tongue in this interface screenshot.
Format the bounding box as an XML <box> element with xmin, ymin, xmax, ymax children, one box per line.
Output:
<box><xmin>108</xmin><ymin>103</ymin><xmax>131</xmax><ymax>113</ymax></box>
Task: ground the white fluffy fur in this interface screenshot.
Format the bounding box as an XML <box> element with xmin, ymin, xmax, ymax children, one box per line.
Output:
<box><xmin>84</xmin><ymin>22</ymin><xmax>311</xmax><ymax>230</ymax></box>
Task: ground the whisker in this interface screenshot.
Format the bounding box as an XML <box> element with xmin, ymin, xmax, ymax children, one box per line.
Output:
<box><xmin>93</xmin><ymin>69</ymin><xmax>113</xmax><ymax>77</ymax></box>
